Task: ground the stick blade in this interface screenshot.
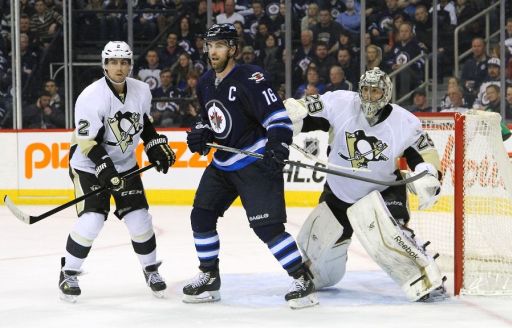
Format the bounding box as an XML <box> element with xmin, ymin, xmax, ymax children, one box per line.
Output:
<box><xmin>3</xmin><ymin>195</ymin><xmax>34</xmax><ymax>224</ymax></box>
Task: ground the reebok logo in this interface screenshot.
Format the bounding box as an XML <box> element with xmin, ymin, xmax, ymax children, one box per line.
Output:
<box><xmin>394</xmin><ymin>236</ymin><xmax>419</xmax><ymax>260</ymax></box>
<box><xmin>248</xmin><ymin>213</ymin><xmax>269</xmax><ymax>222</ymax></box>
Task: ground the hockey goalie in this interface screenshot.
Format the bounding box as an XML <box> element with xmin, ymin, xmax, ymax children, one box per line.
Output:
<box><xmin>288</xmin><ymin>67</ymin><xmax>447</xmax><ymax>302</ymax></box>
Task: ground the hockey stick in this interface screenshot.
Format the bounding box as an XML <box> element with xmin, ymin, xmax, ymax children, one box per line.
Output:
<box><xmin>3</xmin><ymin>163</ymin><xmax>156</xmax><ymax>225</ymax></box>
<box><xmin>290</xmin><ymin>143</ymin><xmax>371</xmax><ymax>172</ymax></box>
<box><xmin>206</xmin><ymin>143</ymin><xmax>427</xmax><ymax>187</ymax></box>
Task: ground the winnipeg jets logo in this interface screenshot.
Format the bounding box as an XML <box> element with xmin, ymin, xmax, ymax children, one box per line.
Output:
<box><xmin>107</xmin><ymin>111</ymin><xmax>143</xmax><ymax>153</ymax></box>
<box><xmin>205</xmin><ymin>99</ymin><xmax>232</xmax><ymax>140</ymax></box>
<box><xmin>338</xmin><ymin>130</ymin><xmax>388</xmax><ymax>168</ymax></box>
<box><xmin>249</xmin><ymin>72</ymin><xmax>265</xmax><ymax>83</ymax></box>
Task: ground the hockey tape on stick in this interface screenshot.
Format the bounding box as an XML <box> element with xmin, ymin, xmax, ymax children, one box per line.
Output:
<box><xmin>3</xmin><ymin>163</ymin><xmax>156</xmax><ymax>225</ymax></box>
<box><xmin>290</xmin><ymin>143</ymin><xmax>371</xmax><ymax>173</ymax></box>
<box><xmin>206</xmin><ymin>143</ymin><xmax>427</xmax><ymax>187</ymax></box>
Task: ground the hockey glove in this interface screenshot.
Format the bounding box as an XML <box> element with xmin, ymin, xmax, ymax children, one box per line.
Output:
<box><xmin>95</xmin><ymin>157</ymin><xmax>125</xmax><ymax>192</ymax></box>
<box><xmin>145</xmin><ymin>134</ymin><xmax>175</xmax><ymax>174</ymax></box>
<box><xmin>187</xmin><ymin>121</ymin><xmax>214</xmax><ymax>156</ymax></box>
<box><xmin>406</xmin><ymin>162</ymin><xmax>441</xmax><ymax>210</ymax></box>
<box><xmin>261</xmin><ymin>141</ymin><xmax>289</xmax><ymax>179</ymax></box>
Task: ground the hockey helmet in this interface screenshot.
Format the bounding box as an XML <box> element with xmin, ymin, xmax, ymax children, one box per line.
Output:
<box><xmin>203</xmin><ymin>23</ymin><xmax>238</xmax><ymax>50</ymax></box>
<box><xmin>101</xmin><ymin>41</ymin><xmax>133</xmax><ymax>70</ymax></box>
<box><xmin>358</xmin><ymin>67</ymin><xmax>392</xmax><ymax>119</ymax></box>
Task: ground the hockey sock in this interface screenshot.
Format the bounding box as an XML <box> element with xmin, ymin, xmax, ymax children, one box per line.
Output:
<box><xmin>124</xmin><ymin>209</ymin><xmax>157</xmax><ymax>266</ymax></box>
<box><xmin>267</xmin><ymin>232</ymin><xmax>303</xmax><ymax>275</ymax></box>
<box><xmin>194</xmin><ymin>230</ymin><xmax>220</xmax><ymax>271</ymax></box>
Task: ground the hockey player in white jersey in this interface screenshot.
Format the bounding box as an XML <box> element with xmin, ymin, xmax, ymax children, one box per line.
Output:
<box><xmin>58</xmin><ymin>41</ymin><xmax>176</xmax><ymax>302</ymax></box>
<box><xmin>285</xmin><ymin>67</ymin><xmax>447</xmax><ymax>302</ymax></box>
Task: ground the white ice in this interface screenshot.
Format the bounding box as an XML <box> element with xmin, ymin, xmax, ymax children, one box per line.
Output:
<box><xmin>1</xmin><ymin>205</ymin><xmax>512</xmax><ymax>328</ymax></box>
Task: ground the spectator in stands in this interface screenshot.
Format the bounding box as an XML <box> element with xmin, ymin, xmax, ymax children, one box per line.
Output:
<box><xmin>151</xmin><ymin>68</ymin><xmax>182</xmax><ymax>128</ymax></box>
<box><xmin>244</xmin><ymin>0</ymin><xmax>271</xmax><ymax>37</ymax></box>
<box><xmin>506</xmin><ymin>85</ymin><xmax>512</xmax><ymax>120</ymax></box>
<box><xmin>292</xmin><ymin>29</ymin><xmax>315</xmax><ymax>85</ymax></box>
<box><xmin>239</xmin><ymin>45</ymin><xmax>258</xmax><ymax>65</ymax></box>
<box><xmin>252</xmin><ymin>21</ymin><xmax>271</xmax><ymax>51</ymax></box>
<box><xmin>407</xmin><ymin>88</ymin><xmax>432</xmax><ymax>113</ymax></box>
<box><xmin>182</xmin><ymin>71</ymin><xmax>199</xmax><ymax>100</ymax></box>
<box><xmin>440</xmin><ymin>77</ymin><xmax>471</xmax><ymax>110</ymax></box>
<box><xmin>170</xmin><ymin>52</ymin><xmax>194</xmax><ymax>91</ymax></box>
<box><xmin>506</xmin><ymin>18</ymin><xmax>512</xmax><ymax>59</ymax></box>
<box><xmin>460</xmin><ymin>37</ymin><xmax>489</xmax><ymax>98</ymax></box>
<box><xmin>440</xmin><ymin>86</ymin><xmax>469</xmax><ymax>113</ymax></box>
<box><xmin>30</xmin><ymin>0</ymin><xmax>63</xmax><ymax>48</ymax></box>
<box><xmin>483</xmin><ymin>84</ymin><xmax>512</xmax><ymax>140</ymax></box>
<box><xmin>367</xmin><ymin>0</ymin><xmax>404</xmax><ymax>47</ymax></box>
<box><xmin>331</xmin><ymin>29</ymin><xmax>359</xmax><ymax>57</ymax></box>
<box><xmin>102</xmin><ymin>0</ymin><xmax>126</xmax><ymax>41</ymax></box>
<box><xmin>301</xmin><ymin>3</ymin><xmax>319</xmax><ymax>32</ymax></box>
<box><xmin>20</xmin><ymin>14</ymin><xmax>34</xmax><ymax>42</ymax></box>
<box><xmin>136</xmin><ymin>49</ymin><xmax>162</xmax><ymax>91</ymax></box>
<box><xmin>216</xmin><ymin>0</ymin><xmax>245</xmax><ymax>25</ymax></box>
<box><xmin>20</xmin><ymin>0</ymin><xmax>35</xmax><ymax>17</ymax></box>
<box><xmin>180</xmin><ymin>100</ymin><xmax>200</xmax><ymax>128</ymax></box>
<box><xmin>233</xmin><ymin>20</ymin><xmax>253</xmax><ymax>49</ymax></box>
<box><xmin>177</xmin><ymin>16</ymin><xmax>194</xmax><ymax>45</ymax></box>
<box><xmin>43</xmin><ymin>79</ymin><xmax>63</xmax><ymax>113</ymax></box>
<box><xmin>366</xmin><ymin>44</ymin><xmax>382</xmax><ymax>71</ymax></box>
<box><xmin>159</xmin><ymin>32</ymin><xmax>184</xmax><ymax>68</ymax></box>
<box><xmin>325</xmin><ymin>66</ymin><xmax>353</xmax><ymax>92</ymax></box>
<box><xmin>294</xmin><ymin>65</ymin><xmax>325</xmax><ymax>99</ymax></box>
<box><xmin>336</xmin><ymin>48</ymin><xmax>359</xmax><ymax>88</ymax></box>
<box><xmin>132</xmin><ymin>0</ymin><xmax>160</xmax><ymax>40</ymax></box>
<box><xmin>312</xmin><ymin>8</ymin><xmax>344</xmax><ymax>50</ymax></box>
<box><xmin>20</xmin><ymin>33</ymin><xmax>38</xmax><ymax>86</ymax></box>
<box><xmin>23</xmin><ymin>91</ymin><xmax>64</xmax><ymax>129</ymax></box>
<box><xmin>431</xmin><ymin>0</ymin><xmax>457</xmax><ymax>26</ymax></box>
<box><xmin>473</xmin><ymin>57</ymin><xmax>501</xmax><ymax>110</ymax></box>
<box><xmin>335</xmin><ymin>0</ymin><xmax>360</xmax><ymax>36</ymax></box>
<box><xmin>190</xmin><ymin>0</ymin><xmax>207</xmax><ymax>35</ymax></box>
<box><xmin>385</xmin><ymin>21</ymin><xmax>424</xmax><ymax>97</ymax></box>
<box><xmin>259</xmin><ymin>34</ymin><xmax>282</xmax><ymax>78</ymax></box>
<box><xmin>312</xmin><ymin>41</ymin><xmax>337</xmax><ymax>84</ymax></box>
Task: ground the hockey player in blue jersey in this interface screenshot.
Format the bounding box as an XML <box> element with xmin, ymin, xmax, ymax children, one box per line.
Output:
<box><xmin>183</xmin><ymin>23</ymin><xmax>318</xmax><ymax>309</ymax></box>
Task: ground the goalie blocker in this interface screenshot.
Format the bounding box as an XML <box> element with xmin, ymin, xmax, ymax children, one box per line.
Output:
<box><xmin>347</xmin><ymin>191</ymin><xmax>445</xmax><ymax>301</ymax></box>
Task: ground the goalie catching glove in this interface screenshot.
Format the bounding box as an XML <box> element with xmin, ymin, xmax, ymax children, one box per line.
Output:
<box><xmin>144</xmin><ymin>135</ymin><xmax>175</xmax><ymax>174</ymax></box>
<box><xmin>407</xmin><ymin>162</ymin><xmax>441</xmax><ymax>210</ymax></box>
<box><xmin>95</xmin><ymin>156</ymin><xmax>125</xmax><ymax>192</ymax></box>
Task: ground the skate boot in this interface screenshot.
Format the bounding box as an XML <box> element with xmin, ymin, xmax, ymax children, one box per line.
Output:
<box><xmin>143</xmin><ymin>261</ymin><xmax>167</xmax><ymax>298</ymax></box>
<box><xmin>418</xmin><ymin>276</ymin><xmax>448</xmax><ymax>302</ymax></box>
<box><xmin>58</xmin><ymin>257</ymin><xmax>81</xmax><ymax>303</ymax></box>
<box><xmin>182</xmin><ymin>268</ymin><xmax>221</xmax><ymax>303</ymax></box>
<box><xmin>285</xmin><ymin>267</ymin><xmax>319</xmax><ymax>309</ymax></box>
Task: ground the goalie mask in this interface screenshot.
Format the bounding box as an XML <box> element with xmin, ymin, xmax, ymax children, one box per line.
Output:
<box><xmin>358</xmin><ymin>67</ymin><xmax>392</xmax><ymax>120</ymax></box>
<box><xmin>101</xmin><ymin>41</ymin><xmax>133</xmax><ymax>84</ymax></box>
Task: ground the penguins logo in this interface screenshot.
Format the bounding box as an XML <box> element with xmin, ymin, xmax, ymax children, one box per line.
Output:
<box><xmin>338</xmin><ymin>130</ymin><xmax>388</xmax><ymax>168</ymax></box>
<box><xmin>107</xmin><ymin>111</ymin><xmax>143</xmax><ymax>153</ymax></box>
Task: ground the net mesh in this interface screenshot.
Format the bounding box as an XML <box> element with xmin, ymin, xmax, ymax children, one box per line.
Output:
<box><xmin>408</xmin><ymin>111</ymin><xmax>512</xmax><ymax>295</ymax></box>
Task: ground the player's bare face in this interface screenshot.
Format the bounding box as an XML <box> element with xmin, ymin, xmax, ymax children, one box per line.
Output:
<box><xmin>206</xmin><ymin>40</ymin><xmax>231</xmax><ymax>73</ymax></box>
<box><xmin>105</xmin><ymin>58</ymin><xmax>131</xmax><ymax>83</ymax></box>
<box><xmin>361</xmin><ymin>86</ymin><xmax>384</xmax><ymax>102</ymax></box>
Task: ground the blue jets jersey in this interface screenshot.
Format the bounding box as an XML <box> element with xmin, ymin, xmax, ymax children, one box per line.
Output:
<box><xmin>196</xmin><ymin>64</ymin><xmax>293</xmax><ymax>171</ymax></box>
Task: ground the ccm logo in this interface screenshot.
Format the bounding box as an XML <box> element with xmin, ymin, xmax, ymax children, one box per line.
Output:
<box><xmin>25</xmin><ymin>141</ymin><xmax>213</xmax><ymax>178</ymax></box>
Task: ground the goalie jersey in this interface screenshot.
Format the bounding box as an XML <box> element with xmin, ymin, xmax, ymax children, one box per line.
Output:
<box><xmin>307</xmin><ymin>90</ymin><xmax>440</xmax><ymax>203</ymax></box>
<box><xmin>70</xmin><ymin>77</ymin><xmax>152</xmax><ymax>174</ymax></box>
<box><xmin>196</xmin><ymin>64</ymin><xmax>293</xmax><ymax>171</ymax></box>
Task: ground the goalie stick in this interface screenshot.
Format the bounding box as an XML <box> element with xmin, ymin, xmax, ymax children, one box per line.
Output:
<box><xmin>3</xmin><ymin>163</ymin><xmax>156</xmax><ymax>225</ymax></box>
<box><xmin>206</xmin><ymin>143</ymin><xmax>427</xmax><ymax>187</ymax></box>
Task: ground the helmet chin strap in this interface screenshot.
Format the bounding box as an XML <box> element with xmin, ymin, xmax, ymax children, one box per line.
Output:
<box><xmin>103</xmin><ymin>67</ymin><xmax>132</xmax><ymax>85</ymax></box>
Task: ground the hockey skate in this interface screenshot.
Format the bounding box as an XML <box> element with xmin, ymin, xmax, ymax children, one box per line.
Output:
<box><xmin>58</xmin><ymin>258</ymin><xmax>81</xmax><ymax>303</ymax></box>
<box><xmin>182</xmin><ymin>269</ymin><xmax>221</xmax><ymax>303</ymax></box>
<box><xmin>417</xmin><ymin>277</ymin><xmax>448</xmax><ymax>303</ymax></box>
<box><xmin>143</xmin><ymin>262</ymin><xmax>167</xmax><ymax>298</ymax></box>
<box><xmin>285</xmin><ymin>268</ymin><xmax>319</xmax><ymax>309</ymax></box>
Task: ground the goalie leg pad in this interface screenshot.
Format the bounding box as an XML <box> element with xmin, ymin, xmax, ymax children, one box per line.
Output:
<box><xmin>297</xmin><ymin>202</ymin><xmax>350</xmax><ymax>289</ymax></box>
<box><xmin>347</xmin><ymin>191</ymin><xmax>444</xmax><ymax>301</ymax></box>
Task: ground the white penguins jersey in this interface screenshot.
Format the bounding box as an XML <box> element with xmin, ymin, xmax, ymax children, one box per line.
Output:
<box><xmin>307</xmin><ymin>90</ymin><xmax>432</xmax><ymax>204</ymax></box>
<box><xmin>70</xmin><ymin>77</ymin><xmax>151</xmax><ymax>174</ymax></box>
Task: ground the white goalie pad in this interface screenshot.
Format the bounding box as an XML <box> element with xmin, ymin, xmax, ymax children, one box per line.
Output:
<box><xmin>284</xmin><ymin>98</ymin><xmax>307</xmax><ymax>136</ymax></box>
<box><xmin>297</xmin><ymin>202</ymin><xmax>350</xmax><ymax>289</ymax></box>
<box><xmin>347</xmin><ymin>191</ymin><xmax>444</xmax><ymax>301</ymax></box>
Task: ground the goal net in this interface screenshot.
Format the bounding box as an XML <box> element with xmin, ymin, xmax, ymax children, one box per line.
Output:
<box><xmin>408</xmin><ymin>111</ymin><xmax>512</xmax><ymax>295</ymax></box>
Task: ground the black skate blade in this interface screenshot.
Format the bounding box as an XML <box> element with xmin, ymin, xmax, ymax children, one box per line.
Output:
<box><xmin>182</xmin><ymin>291</ymin><xmax>220</xmax><ymax>304</ymax></box>
<box><xmin>59</xmin><ymin>292</ymin><xmax>78</xmax><ymax>303</ymax></box>
<box><xmin>287</xmin><ymin>293</ymin><xmax>319</xmax><ymax>309</ymax></box>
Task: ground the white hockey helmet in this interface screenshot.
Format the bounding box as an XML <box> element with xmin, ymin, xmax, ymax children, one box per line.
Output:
<box><xmin>101</xmin><ymin>41</ymin><xmax>133</xmax><ymax>83</ymax></box>
<box><xmin>358</xmin><ymin>67</ymin><xmax>392</xmax><ymax>119</ymax></box>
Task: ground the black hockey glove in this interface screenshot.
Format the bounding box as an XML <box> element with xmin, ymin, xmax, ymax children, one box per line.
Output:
<box><xmin>187</xmin><ymin>122</ymin><xmax>214</xmax><ymax>156</ymax></box>
<box><xmin>144</xmin><ymin>134</ymin><xmax>175</xmax><ymax>174</ymax></box>
<box><xmin>261</xmin><ymin>141</ymin><xmax>289</xmax><ymax>179</ymax></box>
<box><xmin>95</xmin><ymin>157</ymin><xmax>125</xmax><ymax>192</ymax></box>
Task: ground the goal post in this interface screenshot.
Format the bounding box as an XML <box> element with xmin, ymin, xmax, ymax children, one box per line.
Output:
<box><xmin>408</xmin><ymin>111</ymin><xmax>512</xmax><ymax>296</ymax></box>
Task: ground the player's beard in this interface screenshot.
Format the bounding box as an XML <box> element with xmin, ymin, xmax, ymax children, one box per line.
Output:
<box><xmin>210</xmin><ymin>55</ymin><xmax>230</xmax><ymax>73</ymax></box>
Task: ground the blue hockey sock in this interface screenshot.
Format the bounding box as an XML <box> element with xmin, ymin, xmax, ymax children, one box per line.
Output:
<box><xmin>194</xmin><ymin>230</ymin><xmax>220</xmax><ymax>270</ymax></box>
<box><xmin>267</xmin><ymin>232</ymin><xmax>303</xmax><ymax>275</ymax></box>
